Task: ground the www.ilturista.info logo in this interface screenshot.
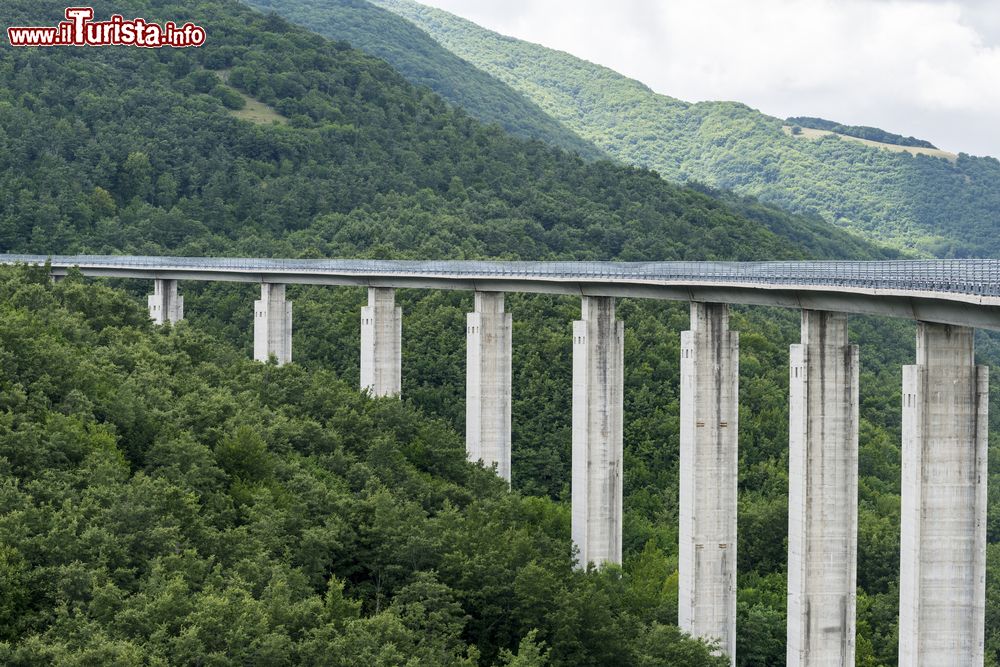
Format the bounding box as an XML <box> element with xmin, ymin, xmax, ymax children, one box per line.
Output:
<box><xmin>7</xmin><ymin>7</ymin><xmax>206</xmax><ymax>48</ymax></box>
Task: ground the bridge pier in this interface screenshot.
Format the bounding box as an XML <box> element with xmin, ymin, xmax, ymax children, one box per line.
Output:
<box><xmin>361</xmin><ymin>287</ymin><xmax>402</xmax><ymax>397</ymax></box>
<box><xmin>466</xmin><ymin>292</ymin><xmax>512</xmax><ymax>482</ymax></box>
<box><xmin>253</xmin><ymin>283</ymin><xmax>292</xmax><ymax>365</ymax></box>
<box><xmin>572</xmin><ymin>296</ymin><xmax>624</xmax><ymax>568</ymax></box>
<box><xmin>679</xmin><ymin>303</ymin><xmax>738</xmax><ymax>665</ymax></box>
<box><xmin>148</xmin><ymin>279</ymin><xmax>184</xmax><ymax>325</ymax></box>
<box><xmin>899</xmin><ymin>323</ymin><xmax>987</xmax><ymax>665</ymax></box>
<box><xmin>787</xmin><ymin>310</ymin><xmax>858</xmax><ymax>667</ymax></box>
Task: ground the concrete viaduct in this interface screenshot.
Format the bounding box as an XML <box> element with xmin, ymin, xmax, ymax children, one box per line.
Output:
<box><xmin>6</xmin><ymin>254</ymin><xmax>1000</xmax><ymax>666</ymax></box>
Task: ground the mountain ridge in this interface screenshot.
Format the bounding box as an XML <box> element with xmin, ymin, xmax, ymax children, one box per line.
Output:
<box><xmin>240</xmin><ymin>0</ymin><xmax>604</xmax><ymax>158</ymax></box>
<box><xmin>368</xmin><ymin>0</ymin><xmax>1000</xmax><ymax>258</ymax></box>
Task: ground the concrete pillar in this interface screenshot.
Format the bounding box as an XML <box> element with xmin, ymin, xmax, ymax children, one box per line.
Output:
<box><xmin>466</xmin><ymin>292</ymin><xmax>512</xmax><ymax>482</ymax></box>
<box><xmin>361</xmin><ymin>287</ymin><xmax>401</xmax><ymax>397</ymax></box>
<box><xmin>147</xmin><ymin>279</ymin><xmax>184</xmax><ymax>325</ymax></box>
<box><xmin>679</xmin><ymin>303</ymin><xmax>738</xmax><ymax>665</ymax></box>
<box><xmin>787</xmin><ymin>310</ymin><xmax>858</xmax><ymax>667</ymax></box>
<box><xmin>571</xmin><ymin>296</ymin><xmax>624</xmax><ymax>568</ymax></box>
<box><xmin>899</xmin><ymin>323</ymin><xmax>987</xmax><ymax>666</ymax></box>
<box><xmin>253</xmin><ymin>283</ymin><xmax>292</xmax><ymax>365</ymax></box>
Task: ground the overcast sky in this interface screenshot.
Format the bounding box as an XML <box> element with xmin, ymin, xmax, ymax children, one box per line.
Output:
<box><xmin>418</xmin><ymin>0</ymin><xmax>1000</xmax><ymax>158</ymax></box>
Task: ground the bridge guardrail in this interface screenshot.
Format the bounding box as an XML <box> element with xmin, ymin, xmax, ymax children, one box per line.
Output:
<box><xmin>2</xmin><ymin>254</ymin><xmax>1000</xmax><ymax>297</ymax></box>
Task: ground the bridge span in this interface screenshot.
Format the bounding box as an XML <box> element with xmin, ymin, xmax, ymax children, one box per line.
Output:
<box><xmin>2</xmin><ymin>254</ymin><xmax>994</xmax><ymax>666</ymax></box>
<box><xmin>5</xmin><ymin>254</ymin><xmax>1000</xmax><ymax>329</ymax></box>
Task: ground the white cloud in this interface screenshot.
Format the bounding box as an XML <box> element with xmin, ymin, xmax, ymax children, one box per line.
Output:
<box><xmin>418</xmin><ymin>0</ymin><xmax>1000</xmax><ymax>157</ymax></box>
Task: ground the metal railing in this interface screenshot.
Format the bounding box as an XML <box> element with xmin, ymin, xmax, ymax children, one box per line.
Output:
<box><xmin>3</xmin><ymin>254</ymin><xmax>1000</xmax><ymax>297</ymax></box>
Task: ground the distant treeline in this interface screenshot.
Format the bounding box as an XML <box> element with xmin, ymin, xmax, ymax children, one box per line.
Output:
<box><xmin>786</xmin><ymin>116</ymin><xmax>937</xmax><ymax>149</ymax></box>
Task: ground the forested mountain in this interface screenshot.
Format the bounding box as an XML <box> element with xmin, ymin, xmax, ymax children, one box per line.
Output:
<box><xmin>239</xmin><ymin>0</ymin><xmax>603</xmax><ymax>158</ymax></box>
<box><xmin>362</xmin><ymin>0</ymin><xmax>1000</xmax><ymax>258</ymax></box>
<box><xmin>0</xmin><ymin>0</ymin><xmax>877</xmax><ymax>262</ymax></box>
<box><xmin>1</xmin><ymin>1</ymin><xmax>998</xmax><ymax>665</ymax></box>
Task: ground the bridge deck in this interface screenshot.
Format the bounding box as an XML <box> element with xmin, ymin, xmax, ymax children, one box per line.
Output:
<box><xmin>4</xmin><ymin>255</ymin><xmax>1000</xmax><ymax>330</ymax></box>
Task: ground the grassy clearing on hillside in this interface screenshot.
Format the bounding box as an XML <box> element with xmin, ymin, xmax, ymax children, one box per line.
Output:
<box><xmin>216</xmin><ymin>68</ymin><xmax>288</xmax><ymax>125</ymax></box>
<box><xmin>229</xmin><ymin>92</ymin><xmax>289</xmax><ymax>125</ymax></box>
<box><xmin>783</xmin><ymin>125</ymin><xmax>957</xmax><ymax>162</ymax></box>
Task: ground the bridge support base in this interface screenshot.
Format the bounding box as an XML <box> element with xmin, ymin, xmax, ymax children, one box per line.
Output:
<box><xmin>148</xmin><ymin>279</ymin><xmax>183</xmax><ymax>325</ymax></box>
<box><xmin>572</xmin><ymin>296</ymin><xmax>623</xmax><ymax>568</ymax></box>
<box><xmin>787</xmin><ymin>310</ymin><xmax>858</xmax><ymax>667</ymax></box>
<box><xmin>899</xmin><ymin>323</ymin><xmax>987</xmax><ymax>666</ymax></box>
<box><xmin>253</xmin><ymin>283</ymin><xmax>292</xmax><ymax>365</ymax></box>
<box><xmin>679</xmin><ymin>303</ymin><xmax>738</xmax><ymax>665</ymax></box>
<box><xmin>361</xmin><ymin>287</ymin><xmax>401</xmax><ymax>397</ymax></box>
<box><xmin>466</xmin><ymin>292</ymin><xmax>512</xmax><ymax>482</ymax></box>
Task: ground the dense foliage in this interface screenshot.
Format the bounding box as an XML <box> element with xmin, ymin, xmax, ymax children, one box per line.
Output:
<box><xmin>785</xmin><ymin>117</ymin><xmax>937</xmax><ymax>149</ymax></box>
<box><xmin>240</xmin><ymin>0</ymin><xmax>603</xmax><ymax>159</ymax></box>
<box><xmin>0</xmin><ymin>0</ymin><xmax>998</xmax><ymax>665</ymax></box>
<box><xmin>367</xmin><ymin>0</ymin><xmax>1000</xmax><ymax>258</ymax></box>
<box><xmin>0</xmin><ymin>266</ymin><xmax>730</xmax><ymax>664</ymax></box>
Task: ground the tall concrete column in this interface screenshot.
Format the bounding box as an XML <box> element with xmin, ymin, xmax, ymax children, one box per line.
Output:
<box><xmin>361</xmin><ymin>287</ymin><xmax>401</xmax><ymax>397</ymax></box>
<box><xmin>572</xmin><ymin>296</ymin><xmax>624</xmax><ymax>568</ymax></box>
<box><xmin>899</xmin><ymin>323</ymin><xmax>987</xmax><ymax>666</ymax></box>
<box><xmin>147</xmin><ymin>279</ymin><xmax>184</xmax><ymax>325</ymax></box>
<box><xmin>466</xmin><ymin>292</ymin><xmax>512</xmax><ymax>482</ymax></box>
<box><xmin>253</xmin><ymin>283</ymin><xmax>292</xmax><ymax>365</ymax></box>
<box><xmin>679</xmin><ymin>303</ymin><xmax>738</xmax><ymax>665</ymax></box>
<box><xmin>787</xmin><ymin>310</ymin><xmax>858</xmax><ymax>667</ymax></box>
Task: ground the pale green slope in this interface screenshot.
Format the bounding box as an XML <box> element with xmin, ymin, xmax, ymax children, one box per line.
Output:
<box><xmin>372</xmin><ymin>0</ymin><xmax>1000</xmax><ymax>258</ymax></box>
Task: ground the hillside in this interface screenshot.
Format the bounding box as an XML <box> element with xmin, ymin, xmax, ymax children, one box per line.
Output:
<box><xmin>0</xmin><ymin>1</ymin><xmax>994</xmax><ymax>665</ymax></box>
<box><xmin>367</xmin><ymin>0</ymin><xmax>1000</xmax><ymax>258</ymax></box>
<box><xmin>0</xmin><ymin>264</ymin><xmax>727</xmax><ymax>665</ymax></box>
<box><xmin>239</xmin><ymin>0</ymin><xmax>603</xmax><ymax>158</ymax></box>
<box><xmin>0</xmin><ymin>0</ymin><xmax>879</xmax><ymax>263</ymax></box>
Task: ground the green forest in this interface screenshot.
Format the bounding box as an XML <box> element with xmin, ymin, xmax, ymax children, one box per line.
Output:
<box><xmin>239</xmin><ymin>0</ymin><xmax>603</xmax><ymax>159</ymax></box>
<box><xmin>0</xmin><ymin>0</ymin><xmax>998</xmax><ymax>665</ymax></box>
<box><xmin>0</xmin><ymin>263</ymin><xmax>739</xmax><ymax>665</ymax></box>
<box><xmin>352</xmin><ymin>0</ymin><xmax>1000</xmax><ymax>258</ymax></box>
